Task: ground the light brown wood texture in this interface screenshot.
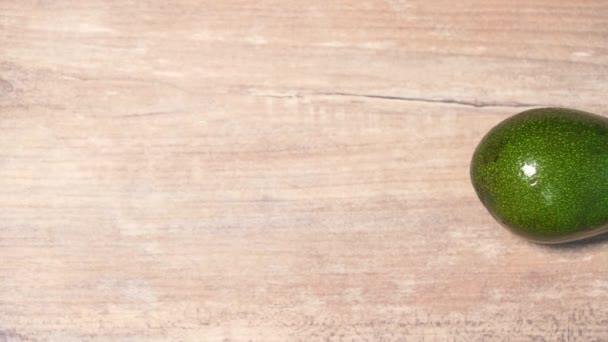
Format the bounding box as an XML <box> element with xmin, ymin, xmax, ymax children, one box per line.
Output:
<box><xmin>1</xmin><ymin>1</ymin><xmax>608</xmax><ymax>340</ymax></box>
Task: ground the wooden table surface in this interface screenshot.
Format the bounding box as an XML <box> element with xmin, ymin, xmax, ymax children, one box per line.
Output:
<box><xmin>1</xmin><ymin>1</ymin><xmax>608</xmax><ymax>340</ymax></box>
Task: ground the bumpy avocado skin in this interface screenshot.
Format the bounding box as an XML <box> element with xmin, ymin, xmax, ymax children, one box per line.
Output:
<box><xmin>471</xmin><ymin>108</ymin><xmax>608</xmax><ymax>243</ymax></box>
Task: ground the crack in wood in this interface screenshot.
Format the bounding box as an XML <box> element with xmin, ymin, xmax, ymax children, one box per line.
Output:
<box><xmin>249</xmin><ymin>90</ymin><xmax>543</xmax><ymax>108</ymax></box>
<box><xmin>314</xmin><ymin>91</ymin><xmax>543</xmax><ymax>108</ymax></box>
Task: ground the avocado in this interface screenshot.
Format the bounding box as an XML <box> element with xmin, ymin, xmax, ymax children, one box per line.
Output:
<box><xmin>470</xmin><ymin>107</ymin><xmax>608</xmax><ymax>243</ymax></box>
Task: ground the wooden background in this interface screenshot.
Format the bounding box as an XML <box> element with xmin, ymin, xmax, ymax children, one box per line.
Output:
<box><xmin>1</xmin><ymin>1</ymin><xmax>607</xmax><ymax>340</ymax></box>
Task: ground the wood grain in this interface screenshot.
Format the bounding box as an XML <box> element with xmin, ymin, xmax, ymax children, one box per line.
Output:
<box><xmin>1</xmin><ymin>0</ymin><xmax>608</xmax><ymax>340</ymax></box>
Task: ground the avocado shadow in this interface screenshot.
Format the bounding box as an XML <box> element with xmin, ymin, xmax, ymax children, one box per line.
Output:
<box><xmin>537</xmin><ymin>232</ymin><xmax>608</xmax><ymax>250</ymax></box>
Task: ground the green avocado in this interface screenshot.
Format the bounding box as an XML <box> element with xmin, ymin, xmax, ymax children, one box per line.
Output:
<box><xmin>470</xmin><ymin>107</ymin><xmax>608</xmax><ymax>243</ymax></box>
